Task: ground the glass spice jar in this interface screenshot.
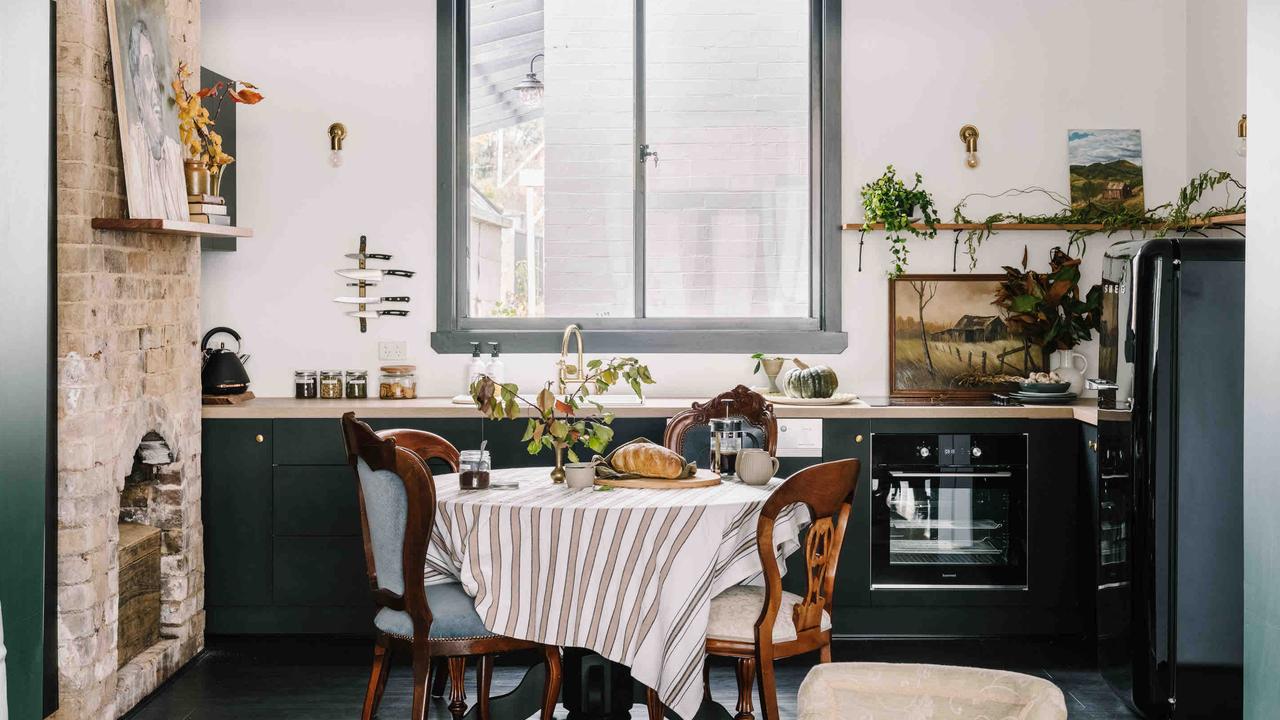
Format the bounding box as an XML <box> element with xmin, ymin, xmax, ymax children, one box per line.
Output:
<box><xmin>379</xmin><ymin>365</ymin><xmax>417</xmax><ymax>399</ymax></box>
<box><xmin>345</xmin><ymin>370</ymin><xmax>368</xmax><ymax>399</ymax></box>
<box><xmin>294</xmin><ymin>370</ymin><xmax>318</xmax><ymax>399</ymax></box>
<box><xmin>459</xmin><ymin>449</ymin><xmax>491</xmax><ymax>490</ymax></box>
<box><xmin>319</xmin><ymin>370</ymin><xmax>344</xmax><ymax>399</ymax></box>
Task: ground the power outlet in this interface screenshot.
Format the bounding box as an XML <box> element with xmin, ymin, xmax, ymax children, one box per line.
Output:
<box><xmin>378</xmin><ymin>341</ymin><xmax>408</xmax><ymax>362</ymax></box>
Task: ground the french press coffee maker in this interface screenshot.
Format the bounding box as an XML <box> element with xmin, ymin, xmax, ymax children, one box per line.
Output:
<box><xmin>709</xmin><ymin>401</ymin><xmax>745</xmax><ymax>477</ymax></box>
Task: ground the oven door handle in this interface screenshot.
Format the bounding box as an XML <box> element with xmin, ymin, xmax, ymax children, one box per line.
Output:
<box><xmin>887</xmin><ymin>471</ymin><xmax>1013</xmax><ymax>478</ymax></box>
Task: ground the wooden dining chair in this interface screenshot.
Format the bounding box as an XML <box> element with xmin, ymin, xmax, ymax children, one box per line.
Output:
<box><xmin>643</xmin><ymin>458</ymin><xmax>860</xmax><ymax>720</ymax></box>
<box><xmin>341</xmin><ymin>413</ymin><xmax>562</xmax><ymax>720</ymax></box>
<box><xmin>664</xmin><ymin>385</ymin><xmax>779</xmax><ymax>463</ymax></box>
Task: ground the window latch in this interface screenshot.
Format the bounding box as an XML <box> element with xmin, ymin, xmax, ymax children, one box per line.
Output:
<box><xmin>640</xmin><ymin>144</ymin><xmax>659</xmax><ymax>167</ymax></box>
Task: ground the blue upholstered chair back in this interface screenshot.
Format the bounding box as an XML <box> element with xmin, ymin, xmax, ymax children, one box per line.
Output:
<box><xmin>356</xmin><ymin>457</ymin><xmax>409</xmax><ymax>596</ymax></box>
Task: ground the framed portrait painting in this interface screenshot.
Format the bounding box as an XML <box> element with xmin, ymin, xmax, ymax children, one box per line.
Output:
<box><xmin>889</xmin><ymin>274</ymin><xmax>1035</xmax><ymax>398</ymax></box>
<box><xmin>106</xmin><ymin>0</ymin><xmax>190</xmax><ymax>221</ymax></box>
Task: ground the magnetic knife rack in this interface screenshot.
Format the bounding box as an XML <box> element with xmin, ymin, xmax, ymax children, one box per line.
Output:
<box><xmin>339</xmin><ymin>235</ymin><xmax>415</xmax><ymax>333</ymax></box>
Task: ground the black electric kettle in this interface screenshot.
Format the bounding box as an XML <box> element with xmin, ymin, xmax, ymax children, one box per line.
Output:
<box><xmin>201</xmin><ymin>327</ymin><xmax>251</xmax><ymax>395</ymax></box>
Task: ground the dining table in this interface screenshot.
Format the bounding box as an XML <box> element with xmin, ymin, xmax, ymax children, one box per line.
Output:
<box><xmin>423</xmin><ymin>466</ymin><xmax>810</xmax><ymax>720</ymax></box>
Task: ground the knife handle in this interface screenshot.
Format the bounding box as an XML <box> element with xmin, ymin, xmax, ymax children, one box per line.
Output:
<box><xmin>382</xmin><ymin>296</ymin><xmax>411</xmax><ymax>303</ymax></box>
<box><xmin>347</xmin><ymin>281</ymin><xmax>377</xmax><ymax>287</ymax></box>
<box><xmin>384</xmin><ymin>270</ymin><xmax>416</xmax><ymax>278</ymax></box>
<box><xmin>366</xmin><ymin>253</ymin><xmax>392</xmax><ymax>261</ymax></box>
<box><xmin>379</xmin><ymin>309</ymin><xmax>410</xmax><ymax>317</ymax></box>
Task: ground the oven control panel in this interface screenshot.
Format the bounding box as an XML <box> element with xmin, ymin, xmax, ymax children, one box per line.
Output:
<box><xmin>873</xmin><ymin>433</ymin><xmax>1026</xmax><ymax>467</ymax></box>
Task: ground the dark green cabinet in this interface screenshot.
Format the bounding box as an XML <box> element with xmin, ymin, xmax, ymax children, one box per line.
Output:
<box><xmin>203</xmin><ymin>420</ymin><xmax>274</xmax><ymax>608</ymax></box>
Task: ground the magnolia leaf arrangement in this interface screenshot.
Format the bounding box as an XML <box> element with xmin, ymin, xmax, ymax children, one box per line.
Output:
<box><xmin>952</xmin><ymin>170</ymin><xmax>1245</xmax><ymax>269</ymax></box>
<box><xmin>993</xmin><ymin>246</ymin><xmax>1103</xmax><ymax>373</ymax></box>
<box><xmin>173</xmin><ymin>61</ymin><xmax>264</xmax><ymax>170</ymax></box>
<box><xmin>470</xmin><ymin>357</ymin><xmax>655</xmax><ymax>464</ymax></box>
<box><xmin>860</xmin><ymin>165</ymin><xmax>940</xmax><ymax>277</ymax></box>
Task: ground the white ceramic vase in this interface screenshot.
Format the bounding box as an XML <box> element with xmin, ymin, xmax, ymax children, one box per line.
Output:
<box><xmin>1051</xmin><ymin>350</ymin><xmax>1088</xmax><ymax>395</ymax></box>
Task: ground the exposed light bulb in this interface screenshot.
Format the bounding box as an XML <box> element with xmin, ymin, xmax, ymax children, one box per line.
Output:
<box><xmin>329</xmin><ymin>149</ymin><xmax>344</xmax><ymax>168</ymax></box>
<box><xmin>966</xmin><ymin>151</ymin><xmax>980</xmax><ymax>169</ymax></box>
<box><xmin>1236</xmin><ymin>137</ymin><xmax>1247</xmax><ymax>158</ymax></box>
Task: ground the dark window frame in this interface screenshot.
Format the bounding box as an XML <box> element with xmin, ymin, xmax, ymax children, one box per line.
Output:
<box><xmin>432</xmin><ymin>0</ymin><xmax>844</xmax><ymax>353</ymax></box>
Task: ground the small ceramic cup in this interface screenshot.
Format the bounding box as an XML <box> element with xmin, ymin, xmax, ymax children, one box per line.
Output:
<box><xmin>564</xmin><ymin>462</ymin><xmax>597</xmax><ymax>490</ymax></box>
<box><xmin>737</xmin><ymin>449</ymin><xmax>779</xmax><ymax>486</ymax></box>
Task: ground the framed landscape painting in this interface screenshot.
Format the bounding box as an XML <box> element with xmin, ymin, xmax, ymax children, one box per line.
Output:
<box><xmin>1067</xmin><ymin>129</ymin><xmax>1145</xmax><ymax>212</ymax></box>
<box><xmin>106</xmin><ymin>0</ymin><xmax>190</xmax><ymax>221</ymax></box>
<box><xmin>889</xmin><ymin>275</ymin><xmax>1034</xmax><ymax>398</ymax></box>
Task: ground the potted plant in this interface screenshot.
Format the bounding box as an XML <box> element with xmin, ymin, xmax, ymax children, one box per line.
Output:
<box><xmin>993</xmin><ymin>247</ymin><xmax>1103</xmax><ymax>374</ymax></box>
<box><xmin>173</xmin><ymin>62</ymin><xmax>263</xmax><ymax>197</ymax></box>
<box><xmin>470</xmin><ymin>357</ymin><xmax>655</xmax><ymax>483</ymax></box>
<box><xmin>750</xmin><ymin>352</ymin><xmax>787</xmax><ymax>394</ymax></box>
<box><xmin>860</xmin><ymin>165</ymin><xmax>940</xmax><ymax>276</ymax></box>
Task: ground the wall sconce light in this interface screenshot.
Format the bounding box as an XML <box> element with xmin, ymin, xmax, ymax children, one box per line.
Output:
<box><xmin>1236</xmin><ymin>113</ymin><xmax>1247</xmax><ymax>158</ymax></box>
<box><xmin>328</xmin><ymin>122</ymin><xmax>347</xmax><ymax>167</ymax></box>
<box><xmin>513</xmin><ymin>53</ymin><xmax>545</xmax><ymax>107</ymax></box>
<box><xmin>960</xmin><ymin>124</ymin><xmax>980</xmax><ymax>168</ymax></box>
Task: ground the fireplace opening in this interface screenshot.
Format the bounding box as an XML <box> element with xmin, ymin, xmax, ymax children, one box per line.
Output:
<box><xmin>118</xmin><ymin>431</ymin><xmax>172</xmax><ymax>669</ymax></box>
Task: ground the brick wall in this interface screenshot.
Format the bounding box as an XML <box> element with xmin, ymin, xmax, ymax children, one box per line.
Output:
<box><xmin>539</xmin><ymin>0</ymin><xmax>810</xmax><ymax>318</ymax></box>
<box><xmin>55</xmin><ymin>1</ymin><xmax>204</xmax><ymax>717</ymax></box>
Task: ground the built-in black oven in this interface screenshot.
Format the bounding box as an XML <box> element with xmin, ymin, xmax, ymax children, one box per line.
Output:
<box><xmin>871</xmin><ymin>433</ymin><xmax>1028</xmax><ymax>589</ymax></box>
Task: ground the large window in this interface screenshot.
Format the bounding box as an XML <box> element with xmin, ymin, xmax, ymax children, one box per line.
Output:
<box><xmin>435</xmin><ymin>0</ymin><xmax>843</xmax><ymax>352</ymax></box>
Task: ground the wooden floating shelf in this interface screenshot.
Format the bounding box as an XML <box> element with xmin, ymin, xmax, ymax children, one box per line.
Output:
<box><xmin>91</xmin><ymin>218</ymin><xmax>254</xmax><ymax>238</ymax></box>
<box><xmin>842</xmin><ymin>213</ymin><xmax>1246</xmax><ymax>233</ymax></box>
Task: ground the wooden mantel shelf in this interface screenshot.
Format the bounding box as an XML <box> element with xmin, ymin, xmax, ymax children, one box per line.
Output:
<box><xmin>91</xmin><ymin>218</ymin><xmax>254</xmax><ymax>238</ymax></box>
<box><xmin>842</xmin><ymin>212</ymin><xmax>1246</xmax><ymax>233</ymax></box>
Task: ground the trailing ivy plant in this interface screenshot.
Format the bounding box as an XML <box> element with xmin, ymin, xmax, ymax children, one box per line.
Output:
<box><xmin>952</xmin><ymin>169</ymin><xmax>1245</xmax><ymax>269</ymax></box>
<box><xmin>860</xmin><ymin>165</ymin><xmax>940</xmax><ymax>277</ymax></box>
<box><xmin>993</xmin><ymin>246</ymin><xmax>1103</xmax><ymax>373</ymax></box>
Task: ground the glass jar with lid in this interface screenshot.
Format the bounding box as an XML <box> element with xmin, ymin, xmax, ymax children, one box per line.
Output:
<box><xmin>379</xmin><ymin>365</ymin><xmax>417</xmax><ymax>399</ymax></box>
<box><xmin>294</xmin><ymin>370</ymin><xmax>318</xmax><ymax>399</ymax></box>
<box><xmin>459</xmin><ymin>449</ymin><xmax>491</xmax><ymax>489</ymax></box>
<box><xmin>319</xmin><ymin>370</ymin><xmax>344</xmax><ymax>399</ymax></box>
<box><xmin>345</xmin><ymin>370</ymin><xmax>368</xmax><ymax>399</ymax></box>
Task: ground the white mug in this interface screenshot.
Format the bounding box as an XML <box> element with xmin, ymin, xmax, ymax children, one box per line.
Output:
<box><xmin>737</xmin><ymin>449</ymin><xmax>779</xmax><ymax>486</ymax></box>
<box><xmin>564</xmin><ymin>462</ymin><xmax>597</xmax><ymax>490</ymax></box>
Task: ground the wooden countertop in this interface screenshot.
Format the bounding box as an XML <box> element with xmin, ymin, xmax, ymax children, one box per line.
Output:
<box><xmin>203</xmin><ymin>396</ymin><xmax>1099</xmax><ymax>425</ymax></box>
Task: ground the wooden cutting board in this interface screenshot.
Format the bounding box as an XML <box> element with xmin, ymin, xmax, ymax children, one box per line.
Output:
<box><xmin>202</xmin><ymin>391</ymin><xmax>255</xmax><ymax>406</ymax></box>
<box><xmin>593</xmin><ymin>468</ymin><xmax>721</xmax><ymax>490</ymax></box>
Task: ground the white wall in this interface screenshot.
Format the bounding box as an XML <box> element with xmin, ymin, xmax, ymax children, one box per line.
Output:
<box><xmin>202</xmin><ymin>0</ymin><xmax>1242</xmax><ymax>399</ymax></box>
<box><xmin>1187</xmin><ymin>0</ymin><xmax>1247</xmax><ymax>189</ymax></box>
<box><xmin>1245</xmin><ymin>1</ymin><xmax>1280</xmax><ymax>716</ymax></box>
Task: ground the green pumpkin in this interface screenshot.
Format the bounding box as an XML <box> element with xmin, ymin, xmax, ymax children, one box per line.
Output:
<box><xmin>782</xmin><ymin>359</ymin><xmax>838</xmax><ymax>398</ymax></box>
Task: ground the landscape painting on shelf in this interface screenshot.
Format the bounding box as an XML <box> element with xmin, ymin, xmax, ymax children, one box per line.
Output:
<box><xmin>889</xmin><ymin>275</ymin><xmax>1032</xmax><ymax>397</ymax></box>
<box><xmin>1067</xmin><ymin>128</ymin><xmax>1146</xmax><ymax>212</ymax></box>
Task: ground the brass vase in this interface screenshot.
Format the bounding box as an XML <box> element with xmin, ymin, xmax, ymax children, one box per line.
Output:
<box><xmin>183</xmin><ymin>160</ymin><xmax>210</xmax><ymax>196</ymax></box>
<box><xmin>550</xmin><ymin>444</ymin><xmax>566</xmax><ymax>484</ymax></box>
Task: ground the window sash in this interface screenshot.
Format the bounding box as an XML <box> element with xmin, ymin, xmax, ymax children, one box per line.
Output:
<box><xmin>434</xmin><ymin>0</ymin><xmax>844</xmax><ymax>353</ymax></box>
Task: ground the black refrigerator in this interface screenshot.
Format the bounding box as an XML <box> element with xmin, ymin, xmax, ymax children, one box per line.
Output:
<box><xmin>1091</xmin><ymin>237</ymin><xmax>1244</xmax><ymax>718</ymax></box>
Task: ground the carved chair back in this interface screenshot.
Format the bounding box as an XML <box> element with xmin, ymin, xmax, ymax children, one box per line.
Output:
<box><xmin>664</xmin><ymin>385</ymin><xmax>778</xmax><ymax>463</ymax></box>
<box><xmin>754</xmin><ymin>458</ymin><xmax>860</xmax><ymax>642</ymax></box>
<box><xmin>341</xmin><ymin>412</ymin><xmax>438</xmax><ymax>636</ymax></box>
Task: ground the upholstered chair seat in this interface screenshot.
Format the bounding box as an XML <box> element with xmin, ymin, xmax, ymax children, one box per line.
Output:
<box><xmin>797</xmin><ymin>663</ymin><xmax>1068</xmax><ymax>720</ymax></box>
<box><xmin>706</xmin><ymin>586</ymin><xmax>831</xmax><ymax>644</ymax></box>
<box><xmin>374</xmin><ymin>583</ymin><xmax>498</xmax><ymax>641</ymax></box>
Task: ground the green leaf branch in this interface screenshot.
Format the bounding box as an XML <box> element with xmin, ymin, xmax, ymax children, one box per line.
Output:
<box><xmin>470</xmin><ymin>357</ymin><xmax>655</xmax><ymax>461</ymax></box>
<box><xmin>860</xmin><ymin>164</ymin><xmax>940</xmax><ymax>277</ymax></box>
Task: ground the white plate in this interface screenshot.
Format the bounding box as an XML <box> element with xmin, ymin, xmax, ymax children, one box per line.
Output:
<box><xmin>1011</xmin><ymin>390</ymin><xmax>1078</xmax><ymax>399</ymax></box>
<box><xmin>763</xmin><ymin>392</ymin><xmax>858</xmax><ymax>406</ymax></box>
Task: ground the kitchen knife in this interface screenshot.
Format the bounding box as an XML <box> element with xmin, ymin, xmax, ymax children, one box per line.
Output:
<box><xmin>346</xmin><ymin>281</ymin><xmax>378</xmax><ymax>287</ymax></box>
<box><xmin>335</xmin><ymin>268</ymin><xmax>416</xmax><ymax>281</ymax></box>
<box><xmin>347</xmin><ymin>309</ymin><xmax>409</xmax><ymax>318</ymax></box>
<box><xmin>333</xmin><ymin>296</ymin><xmax>410</xmax><ymax>304</ymax></box>
<box><xmin>343</xmin><ymin>252</ymin><xmax>393</xmax><ymax>261</ymax></box>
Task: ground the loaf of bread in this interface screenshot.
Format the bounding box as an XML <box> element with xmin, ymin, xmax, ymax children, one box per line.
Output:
<box><xmin>611</xmin><ymin>442</ymin><xmax>686</xmax><ymax>479</ymax></box>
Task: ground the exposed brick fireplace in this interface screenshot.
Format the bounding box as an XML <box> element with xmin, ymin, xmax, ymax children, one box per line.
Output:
<box><xmin>55</xmin><ymin>0</ymin><xmax>205</xmax><ymax>717</ymax></box>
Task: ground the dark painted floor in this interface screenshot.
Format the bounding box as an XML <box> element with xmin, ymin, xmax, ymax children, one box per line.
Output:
<box><xmin>123</xmin><ymin>636</ymin><xmax>1138</xmax><ymax>719</ymax></box>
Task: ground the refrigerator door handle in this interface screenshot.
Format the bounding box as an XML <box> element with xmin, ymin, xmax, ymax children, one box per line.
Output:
<box><xmin>1087</xmin><ymin>378</ymin><xmax>1120</xmax><ymax>391</ymax></box>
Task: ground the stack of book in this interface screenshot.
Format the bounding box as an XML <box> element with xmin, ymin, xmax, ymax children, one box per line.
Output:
<box><xmin>188</xmin><ymin>195</ymin><xmax>230</xmax><ymax>225</ymax></box>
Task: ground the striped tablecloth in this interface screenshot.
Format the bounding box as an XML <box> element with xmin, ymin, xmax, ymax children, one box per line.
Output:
<box><xmin>424</xmin><ymin>467</ymin><xmax>809</xmax><ymax>720</ymax></box>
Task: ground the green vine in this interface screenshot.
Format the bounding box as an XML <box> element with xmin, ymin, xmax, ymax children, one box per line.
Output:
<box><xmin>861</xmin><ymin>165</ymin><xmax>940</xmax><ymax>277</ymax></box>
<box><xmin>951</xmin><ymin>169</ymin><xmax>1245</xmax><ymax>269</ymax></box>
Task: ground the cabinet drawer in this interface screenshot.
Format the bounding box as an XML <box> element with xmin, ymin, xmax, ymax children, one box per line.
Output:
<box><xmin>273</xmin><ymin>419</ymin><xmax>347</xmax><ymax>466</ymax></box>
<box><xmin>273</xmin><ymin>466</ymin><xmax>361</xmax><ymax>536</ymax></box>
<box><xmin>273</xmin><ymin>536</ymin><xmax>368</xmax><ymax>607</ymax></box>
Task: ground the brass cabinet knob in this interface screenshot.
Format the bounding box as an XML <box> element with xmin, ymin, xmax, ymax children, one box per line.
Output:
<box><xmin>1088</xmin><ymin>440</ymin><xmax>1098</xmax><ymax>452</ymax></box>
<box><xmin>255</xmin><ymin>434</ymin><xmax>265</xmax><ymax>443</ymax></box>
<box><xmin>855</xmin><ymin>434</ymin><xmax>864</xmax><ymax>444</ymax></box>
